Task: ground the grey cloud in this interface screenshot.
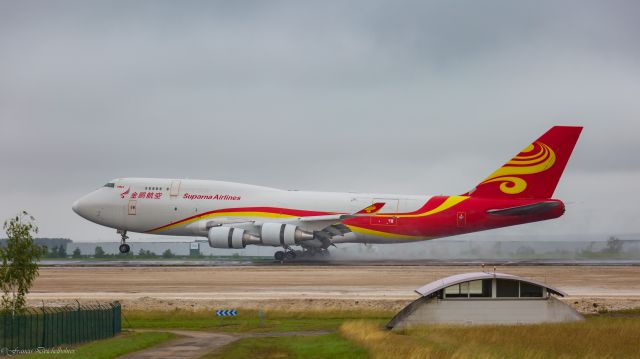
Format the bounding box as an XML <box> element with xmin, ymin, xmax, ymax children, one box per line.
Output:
<box><xmin>0</xmin><ymin>0</ymin><xmax>639</xmax><ymax>240</ymax></box>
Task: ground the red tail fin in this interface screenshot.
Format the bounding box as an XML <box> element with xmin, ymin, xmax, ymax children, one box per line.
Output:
<box><xmin>466</xmin><ymin>126</ymin><xmax>582</xmax><ymax>199</ymax></box>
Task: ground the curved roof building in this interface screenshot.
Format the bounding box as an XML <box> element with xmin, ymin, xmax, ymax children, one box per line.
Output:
<box><xmin>387</xmin><ymin>271</ymin><xmax>583</xmax><ymax>330</ymax></box>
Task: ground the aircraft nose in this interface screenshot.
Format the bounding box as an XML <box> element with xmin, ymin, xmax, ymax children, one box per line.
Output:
<box><xmin>72</xmin><ymin>189</ymin><xmax>116</xmax><ymax>226</ymax></box>
<box><xmin>72</xmin><ymin>194</ymin><xmax>95</xmax><ymax>219</ymax></box>
<box><xmin>72</xmin><ymin>199</ymin><xmax>80</xmax><ymax>214</ymax></box>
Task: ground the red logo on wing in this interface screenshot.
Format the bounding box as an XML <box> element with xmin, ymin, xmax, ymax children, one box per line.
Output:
<box><xmin>120</xmin><ymin>187</ymin><xmax>130</xmax><ymax>199</ymax></box>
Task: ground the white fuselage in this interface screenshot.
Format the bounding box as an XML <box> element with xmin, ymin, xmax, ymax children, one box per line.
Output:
<box><xmin>73</xmin><ymin>178</ymin><xmax>431</xmax><ymax>244</ymax></box>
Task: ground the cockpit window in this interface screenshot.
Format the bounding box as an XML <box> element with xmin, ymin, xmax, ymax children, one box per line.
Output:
<box><xmin>103</xmin><ymin>183</ymin><xmax>115</xmax><ymax>188</ymax></box>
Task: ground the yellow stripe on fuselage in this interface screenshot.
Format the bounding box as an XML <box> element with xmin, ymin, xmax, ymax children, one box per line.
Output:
<box><xmin>151</xmin><ymin>196</ymin><xmax>468</xmax><ymax>234</ymax></box>
<box><xmin>150</xmin><ymin>211</ymin><xmax>296</xmax><ymax>233</ymax></box>
<box><xmin>346</xmin><ymin>225</ymin><xmax>431</xmax><ymax>240</ymax></box>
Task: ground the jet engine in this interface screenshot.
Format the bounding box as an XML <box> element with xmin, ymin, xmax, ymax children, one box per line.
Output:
<box><xmin>260</xmin><ymin>223</ymin><xmax>314</xmax><ymax>247</ymax></box>
<box><xmin>208</xmin><ymin>227</ymin><xmax>259</xmax><ymax>249</ymax></box>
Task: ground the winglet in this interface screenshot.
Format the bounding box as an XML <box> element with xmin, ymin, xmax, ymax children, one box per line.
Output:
<box><xmin>355</xmin><ymin>202</ymin><xmax>385</xmax><ymax>215</ymax></box>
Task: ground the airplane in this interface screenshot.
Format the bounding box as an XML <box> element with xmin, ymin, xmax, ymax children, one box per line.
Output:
<box><xmin>72</xmin><ymin>126</ymin><xmax>582</xmax><ymax>261</ymax></box>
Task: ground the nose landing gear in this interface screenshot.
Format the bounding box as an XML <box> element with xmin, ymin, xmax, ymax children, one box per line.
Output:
<box><xmin>117</xmin><ymin>229</ymin><xmax>130</xmax><ymax>254</ymax></box>
<box><xmin>119</xmin><ymin>243</ymin><xmax>130</xmax><ymax>254</ymax></box>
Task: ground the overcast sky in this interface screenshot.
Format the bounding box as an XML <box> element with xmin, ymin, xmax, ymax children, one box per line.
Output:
<box><xmin>1</xmin><ymin>0</ymin><xmax>639</xmax><ymax>242</ymax></box>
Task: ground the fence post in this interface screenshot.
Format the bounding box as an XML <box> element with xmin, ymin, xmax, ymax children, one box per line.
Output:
<box><xmin>74</xmin><ymin>300</ymin><xmax>79</xmax><ymax>344</ymax></box>
<box><xmin>24</xmin><ymin>312</ymin><xmax>29</xmax><ymax>350</ymax></box>
<box><xmin>8</xmin><ymin>312</ymin><xmax>12</xmax><ymax>351</ymax></box>
<box><xmin>63</xmin><ymin>307</ymin><xmax>68</xmax><ymax>345</ymax></box>
<box><xmin>113</xmin><ymin>302</ymin><xmax>121</xmax><ymax>335</ymax></box>
<box><xmin>31</xmin><ymin>311</ymin><xmax>36</xmax><ymax>349</ymax></box>
<box><xmin>2</xmin><ymin>312</ymin><xmax>5</xmax><ymax>349</ymax></box>
<box><xmin>27</xmin><ymin>311</ymin><xmax>31</xmax><ymax>349</ymax></box>
<box><xmin>96</xmin><ymin>303</ymin><xmax>102</xmax><ymax>339</ymax></box>
<box><xmin>41</xmin><ymin>305</ymin><xmax>46</xmax><ymax>348</ymax></box>
<box><xmin>16</xmin><ymin>313</ymin><xmax>21</xmax><ymax>350</ymax></box>
<box><xmin>112</xmin><ymin>303</ymin><xmax>116</xmax><ymax>336</ymax></box>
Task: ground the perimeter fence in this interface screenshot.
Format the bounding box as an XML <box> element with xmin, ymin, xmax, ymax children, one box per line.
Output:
<box><xmin>0</xmin><ymin>302</ymin><xmax>121</xmax><ymax>351</ymax></box>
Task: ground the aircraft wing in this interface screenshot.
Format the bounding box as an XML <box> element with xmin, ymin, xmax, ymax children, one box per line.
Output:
<box><xmin>278</xmin><ymin>202</ymin><xmax>385</xmax><ymax>232</ymax></box>
<box><xmin>298</xmin><ymin>202</ymin><xmax>385</xmax><ymax>222</ymax></box>
<box><xmin>202</xmin><ymin>203</ymin><xmax>385</xmax><ymax>247</ymax></box>
<box><xmin>203</xmin><ymin>217</ymin><xmax>256</xmax><ymax>228</ymax></box>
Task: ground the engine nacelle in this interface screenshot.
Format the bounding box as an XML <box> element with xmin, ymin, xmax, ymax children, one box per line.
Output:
<box><xmin>260</xmin><ymin>223</ymin><xmax>314</xmax><ymax>247</ymax></box>
<box><xmin>208</xmin><ymin>226</ymin><xmax>250</xmax><ymax>249</ymax></box>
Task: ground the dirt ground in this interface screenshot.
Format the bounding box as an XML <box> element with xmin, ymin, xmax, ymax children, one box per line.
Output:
<box><xmin>27</xmin><ymin>265</ymin><xmax>640</xmax><ymax>314</ymax></box>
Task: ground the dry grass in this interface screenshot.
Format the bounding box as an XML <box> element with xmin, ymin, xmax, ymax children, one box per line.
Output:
<box><xmin>340</xmin><ymin>321</ymin><xmax>436</xmax><ymax>359</ymax></box>
<box><xmin>340</xmin><ymin>316</ymin><xmax>640</xmax><ymax>359</ymax></box>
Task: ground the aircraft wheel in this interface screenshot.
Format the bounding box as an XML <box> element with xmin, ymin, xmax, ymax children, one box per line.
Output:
<box><xmin>274</xmin><ymin>251</ymin><xmax>285</xmax><ymax>261</ymax></box>
<box><xmin>119</xmin><ymin>243</ymin><xmax>130</xmax><ymax>254</ymax></box>
<box><xmin>286</xmin><ymin>251</ymin><xmax>296</xmax><ymax>260</ymax></box>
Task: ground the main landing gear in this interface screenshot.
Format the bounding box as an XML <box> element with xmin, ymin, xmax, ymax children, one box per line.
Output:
<box><xmin>274</xmin><ymin>249</ymin><xmax>296</xmax><ymax>262</ymax></box>
<box><xmin>273</xmin><ymin>248</ymin><xmax>330</xmax><ymax>262</ymax></box>
<box><xmin>117</xmin><ymin>229</ymin><xmax>130</xmax><ymax>254</ymax></box>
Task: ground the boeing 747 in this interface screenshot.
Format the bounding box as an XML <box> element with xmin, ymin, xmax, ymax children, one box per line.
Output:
<box><xmin>73</xmin><ymin>126</ymin><xmax>582</xmax><ymax>261</ymax></box>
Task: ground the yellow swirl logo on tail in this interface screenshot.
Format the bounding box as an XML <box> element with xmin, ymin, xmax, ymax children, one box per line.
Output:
<box><xmin>479</xmin><ymin>141</ymin><xmax>556</xmax><ymax>194</ymax></box>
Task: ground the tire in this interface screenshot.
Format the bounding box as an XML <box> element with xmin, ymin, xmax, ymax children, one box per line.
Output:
<box><xmin>274</xmin><ymin>251</ymin><xmax>285</xmax><ymax>261</ymax></box>
<box><xmin>286</xmin><ymin>251</ymin><xmax>296</xmax><ymax>259</ymax></box>
<box><xmin>119</xmin><ymin>243</ymin><xmax>130</xmax><ymax>254</ymax></box>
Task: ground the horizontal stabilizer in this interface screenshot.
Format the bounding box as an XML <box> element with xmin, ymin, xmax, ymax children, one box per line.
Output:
<box><xmin>487</xmin><ymin>201</ymin><xmax>561</xmax><ymax>216</ymax></box>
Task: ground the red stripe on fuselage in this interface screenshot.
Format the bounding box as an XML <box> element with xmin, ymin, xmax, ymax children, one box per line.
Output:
<box><xmin>146</xmin><ymin>206</ymin><xmax>333</xmax><ymax>232</ymax></box>
<box><xmin>145</xmin><ymin>196</ymin><xmax>562</xmax><ymax>239</ymax></box>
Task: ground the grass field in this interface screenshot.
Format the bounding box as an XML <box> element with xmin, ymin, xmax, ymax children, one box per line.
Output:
<box><xmin>340</xmin><ymin>315</ymin><xmax>640</xmax><ymax>359</ymax></box>
<box><xmin>16</xmin><ymin>331</ymin><xmax>176</xmax><ymax>359</ymax></box>
<box><xmin>124</xmin><ymin>308</ymin><xmax>391</xmax><ymax>333</ymax></box>
<box><xmin>122</xmin><ymin>309</ymin><xmax>640</xmax><ymax>358</ymax></box>
<box><xmin>205</xmin><ymin>333</ymin><xmax>368</xmax><ymax>359</ymax></box>
<box><xmin>125</xmin><ymin>309</ymin><xmax>380</xmax><ymax>358</ymax></box>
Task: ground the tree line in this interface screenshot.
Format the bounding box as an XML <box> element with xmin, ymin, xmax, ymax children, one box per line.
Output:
<box><xmin>72</xmin><ymin>246</ymin><xmax>177</xmax><ymax>259</ymax></box>
<box><xmin>1</xmin><ymin>238</ymin><xmax>180</xmax><ymax>259</ymax></box>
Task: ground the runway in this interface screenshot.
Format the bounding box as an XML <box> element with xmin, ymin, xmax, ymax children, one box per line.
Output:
<box><xmin>29</xmin><ymin>265</ymin><xmax>640</xmax><ymax>313</ymax></box>
<box><xmin>38</xmin><ymin>258</ymin><xmax>640</xmax><ymax>267</ymax></box>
